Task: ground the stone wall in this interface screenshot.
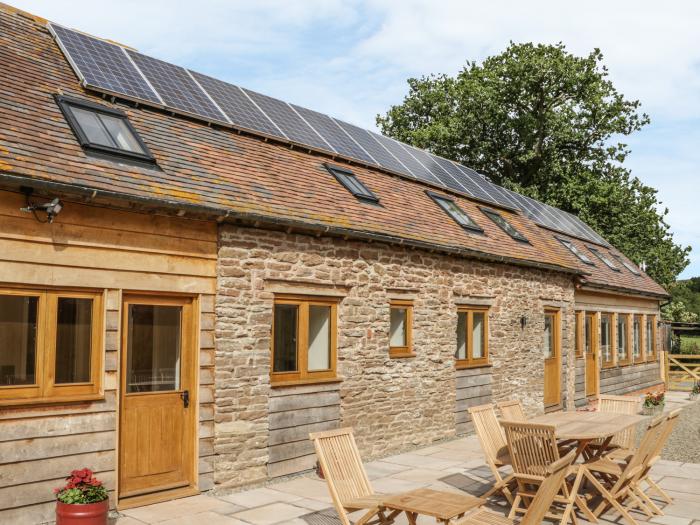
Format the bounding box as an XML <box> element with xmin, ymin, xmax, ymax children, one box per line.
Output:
<box><xmin>214</xmin><ymin>225</ymin><xmax>576</xmax><ymax>489</ymax></box>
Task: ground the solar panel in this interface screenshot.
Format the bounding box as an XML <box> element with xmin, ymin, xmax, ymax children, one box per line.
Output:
<box><xmin>243</xmin><ymin>89</ymin><xmax>333</xmax><ymax>152</ymax></box>
<box><xmin>429</xmin><ymin>155</ymin><xmax>477</xmax><ymax>197</ymax></box>
<box><xmin>370</xmin><ymin>133</ymin><xmax>439</xmax><ymax>183</ymax></box>
<box><xmin>451</xmin><ymin>164</ymin><xmax>506</xmax><ymax>206</ymax></box>
<box><xmin>191</xmin><ymin>72</ymin><xmax>282</xmax><ymax>137</ymax></box>
<box><xmin>126</xmin><ymin>51</ymin><xmax>227</xmax><ymax>123</ymax></box>
<box><xmin>49</xmin><ymin>24</ymin><xmax>161</xmax><ymax>104</ymax></box>
<box><xmin>291</xmin><ymin>105</ymin><xmax>375</xmax><ymax>165</ymax></box>
<box><xmin>333</xmin><ymin>120</ymin><xmax>408</xmax><ymax>175</ymax></box>
<box><xmin>406</xmin><ymin>147</ymin><xmax>465</xmax><ymax>194</ymax></box>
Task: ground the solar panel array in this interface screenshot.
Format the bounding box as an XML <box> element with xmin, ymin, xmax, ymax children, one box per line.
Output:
<box><xmin>49</xmin><ymin>23</ymin><xmax>609</xmax><ymax>247</ymax></box>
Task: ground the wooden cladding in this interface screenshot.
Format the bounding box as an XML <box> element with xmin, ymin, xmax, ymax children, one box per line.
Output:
<box><xmin>456</xmin><ymin>307</ymin><xmax>489</xmax><ymax>368</ymax></box>
<box><xmin>0</xmin><ymin>287</ymin><xmax>103</xmax><ymax>405</ymax></box>
<box><xmin>271</xmin><ymin>295</ymin><xmax>338</xmax><ymax>385</ymax></box>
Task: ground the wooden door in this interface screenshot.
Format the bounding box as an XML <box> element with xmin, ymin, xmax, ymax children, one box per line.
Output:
<box><xmin>584</xmin><ymin>313</ymin><xmax>599</xmax><ymax>397</ymax></box>
<box><xmin>543</xmin><ymin>310</ymin><xmax>561</xmax><ymax>407</ymax></box>
<box><xmin>119</xmin><ymin>295</ymin><xmax>197</xmax><ymax>504</ymax></box>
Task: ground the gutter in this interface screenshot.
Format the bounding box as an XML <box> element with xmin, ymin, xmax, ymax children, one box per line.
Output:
<box><xmin>0</xmin><ymin>171</ymin><xmax>584</xmax><ymax>276</ymax></box>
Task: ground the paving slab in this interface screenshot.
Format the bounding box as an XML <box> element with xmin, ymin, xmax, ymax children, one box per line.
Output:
<box><xmin>231</xmin><ymin>502</ymin><xmax>310</xmax><ymax>525</ymax></box>
<box><xmin>217</xmin><ymin>487</ymin><xmax>302</xmax><ymax>508</ymax></box>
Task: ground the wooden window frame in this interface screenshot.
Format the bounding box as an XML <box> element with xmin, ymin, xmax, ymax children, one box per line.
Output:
<box><xmin>633</xmin><ymin>314</ymin><xmax>645</xmax><ymax>363</ymax></box>
<box><xmin>617</xmin><ymin>313</ymin><xmax>631</xmax><ymax>366</ymax></box>
<box><xmin>0</xmin><ymin>287</ymin><xmax>104</xmax><ymax>406</ymax></box>
<box><xmin>455</xmin><ymin>306</ymin><xmax>489</xmax><ymax>369</ymax></box>
<box><xmin>270</xmin><ymin>294</ymin><xmax>338</xmax><ymax>386</ymax></box>
<box><xmin>646</xmin><ymin>315</ymin><xmax>657</xmax><ymax>361</ymax></box>
<box><xmin>601</xmin><ymin>313</ymin><xmax>614</xmax><ymax>368</ymax></box>
<box><xmin>389</xmin><ymin>299</ymin><xmax>414</xmax><ymax>358</ymax></box>
<box><xmin>575</xmin><ymin>311</ymin><xmax>584</xmax><ymax>358</ymax></box>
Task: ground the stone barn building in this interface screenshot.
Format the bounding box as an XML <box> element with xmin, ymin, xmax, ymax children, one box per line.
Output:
<box><xmin>0</xmin><ymin>4</ymin><xmax>668</xmax><ymax>522</ymax></box>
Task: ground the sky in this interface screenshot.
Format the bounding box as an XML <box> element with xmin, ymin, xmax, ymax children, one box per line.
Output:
<box><xmin>14</xmin><ymin>0</ymin><xmax>700</xmax><ymax>279</ymax></box>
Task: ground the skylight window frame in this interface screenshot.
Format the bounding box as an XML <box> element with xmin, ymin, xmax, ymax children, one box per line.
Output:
<box><xmin>427</xmin><ymin>191</ymin><xmax>483</xmax><ymax>233</ymax></box>
<box><xmin>55</xmin><ymin>95</ymin><xmax>155</xmax><ymax>164</ymax></box>
<box><xmin>324</xmin><ymin>163</ymin><xmax>379</xmax><ymax>204</ymax></box>
<box><xmin>613</xmin><ymin>254</ymin><xmax>641</xmax><ymax>275</ymax></box>
<box><xmin>588</xmin><ymin>246</ymin><xmax>621</xmax><ymax>272</ymax></box>
<box><xmin>557</xmin><ymin>237</ymin><xmax>595</xmax><ymax>266</ymax></box>
<box><xmin>479</xmin><ymin>207</ymin><xmax>529</xmax><ymax>243</ymax></box>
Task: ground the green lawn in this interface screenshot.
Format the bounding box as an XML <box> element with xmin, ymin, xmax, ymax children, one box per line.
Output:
<box><xmin>680</xmin><ymin>335</ymin><xmax>700</xmax><ymax>354</ymax></box>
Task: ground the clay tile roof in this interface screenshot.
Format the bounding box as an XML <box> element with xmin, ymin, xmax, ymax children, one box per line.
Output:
<box><xmin>0</xmin><ymin>6</ymin><xmax>668</xmax><ymax>298</ymax></box>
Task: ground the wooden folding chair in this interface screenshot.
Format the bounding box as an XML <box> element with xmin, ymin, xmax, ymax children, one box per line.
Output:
<box><xmin>309</xmin><ymin>428</ymin><xmax>401</xmax><ymax>525</ymax></box>
<box><xmin>468</xmin><ymin>404</ymin><xmax>515</xmax><ymax>503</ymax></box>
<box><xmin>595</xmin><ymin>395</ymin><xmax>640</xmax><ymax>459</ymax></box>
<box><xmin>583</xmin><ymin>416</ymin><xmax>666</xmax><ymax>525</ymax></box>
<box><xmin>496</xmin><ymin>400</ymin><xmax>526</xmax><ymax>421</ymax></box>
<box><xmin>456</xmin><ymin>451</ymin><xmax>577</xmax><ymax>525</ymax></box>
<box><xmin>501</xmin><ymin>420</ymin><xmax>593</xmax><ymax>525</ymax></box>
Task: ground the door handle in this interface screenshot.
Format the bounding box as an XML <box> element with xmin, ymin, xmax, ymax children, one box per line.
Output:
<box><xmin>180</xmin><ymin>390</ymin><xmax>190</xmax><ymax>408</ymax></box>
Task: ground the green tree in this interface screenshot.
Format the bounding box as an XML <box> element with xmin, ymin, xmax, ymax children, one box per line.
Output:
<box><xmin>377</xmin><ymin>42</ymin><xmax>690</xmax><ymax>287</ymax></box>
<box><xmin>668</xmin><ymin>278</ymin><xmax>700</xmax><ymax>318</ymax></box>
<box><xmin>662</xmin><ymin>300</ymin><xmax>699</xmax><ymax>323</ymax></box>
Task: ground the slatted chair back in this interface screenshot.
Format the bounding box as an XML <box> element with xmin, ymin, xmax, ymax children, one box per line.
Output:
<box><xmin>469</xmin><ymin>404</ymin><xmax>508</xmax><ymax>462</ymax></box>
<box><xmin>615</xmin><ymin>416</ymin><xmax>665</xmax><ymax>488</ymax></box>
<box><xmin>497</xmin><ymin>399</ymin><xmax>526</xmax><ymax>421</ymax></box>
<box><xmin>598</xmin><ymin>394</ymin><xmax>640</xmax><ymax>449</ymax></box>
<box><xmin>310</xmin><ymin>428</ymin><xmax>374</xmax><ymax>521</ymax></box>
<box><xmin>501</xmin><ymin>420</ymin><xmax>559</xmax><ymax>478</ymax></box>
<box><xmin>520</xmin><ymin>451</ymin><xmax>577</xmax><ymax>525</ymax></box>
<box><xmin>653</xmin><ymin>408</ymin><xmax>681</xmax><ymax>458</ymax></box>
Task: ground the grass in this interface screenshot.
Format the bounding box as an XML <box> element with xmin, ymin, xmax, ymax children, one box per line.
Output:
<box><xmin>680</xmin><ymin>335</ymin><xmax>700</xmax><ymax>354</ymax></box>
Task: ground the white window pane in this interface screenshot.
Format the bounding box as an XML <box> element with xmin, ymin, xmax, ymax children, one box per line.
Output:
<box><xmin>456</xmin><ymin>312</ymin><xmax>467</xmax><ymax>359</ymax></box>
<box><xmin>308</xmin><ymin>305</ymin><xmax>331</xmax><ymax>371</ymax></box>
<box><xmin>618</xmin><ymin>316</ymin><xmax>627</xmax><ymax>358</ymax></box>
<box><xmin>646</xmin><ymin>321</ymin><xmax>653</xmax><ymax>354</ymax></box>
<box><xmin>473</xmin><ymin>313</ymin><xmax>484</xmax><ymax>358</ymax></box>
<box><xmin>100</xmin><ymin>113</ymin><xmax>145</xmax><ymax>153</ymax></box>
<box><xmin>544</xmin><ymin>316</ymin><xmax>552</xmax><ymax>358</ymax></box>
<box><xmin>390</xmin><ymin>308</ymin><xmax>407</xmax><ymax>347</ymax></box>
<box><xmin>71</xmin><ymin>106</ymin><xmax>115</xmax><ymax>147</ymax></box>
<box><xmin>601</xmin><ymin>316</ymin><xmax>611</xmax><ymax>361</ymax></box>
<box><xmin>633</xmin><ymin>320</ymin><xmax>640</xmax><ymax>357</ymax></box>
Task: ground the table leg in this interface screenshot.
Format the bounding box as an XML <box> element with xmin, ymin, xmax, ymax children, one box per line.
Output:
<box><xmin>405</xmin><ymin>511</ymin><xmax>418</xmax><ymax>525</ymax></box>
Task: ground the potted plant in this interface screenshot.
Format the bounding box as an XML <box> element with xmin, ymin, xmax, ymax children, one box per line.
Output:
<box><xmin>690</xmin><ymin>382</ymin><xmax>700</xmax><ymax>401</ymax></box>
<box><xmin>54</xmin><ymin>468</ymin><xmax>109</xmax><ymax>525</ymax></box>
<box><xmin>642</xmin><ymin>391</ymin><xmax>665</xmax><ymax>416</ymax></box>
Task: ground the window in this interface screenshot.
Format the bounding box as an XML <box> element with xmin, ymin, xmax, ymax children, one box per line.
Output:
<box><xmin>389</xmin><ymin>300</ymin><xmax>414</xmax><ymax>357</ymax></box>
<box><xmin>558</xmin><ymin>238</ymin><xmax>594</xmax><ymax>265</ymax></box>
<box><xmin>588</xmin><ymin>247</ymin><xmax>620</xmax><ymax>271</ymax></box>
<box><xmin>428</xmin><ymin>193</ymin><xmax>482</xmax><ymax>232</ymax></box>
<box><xmin>585</xmin><ymin>313</ymin><xmax>595</xmax><ymax>359</ymax></box>
<box><xmin>0</xmin><ymin>288</ymin><xmax>102</xmax><ymax>404</ymax></box>
<box><xmin>456</xmin><ymin>307</ymin><xmax>489</xmax><ymax>367</ymax></box>
<box><xmin>544</xmin><ymin>311</ymin><xmax>558</xmax><ymax>359</ymax></box>
<box><xmin>271</xmin><ymin>295</ymin><xmax>337</xmax><ymax>384</ymax></box>
<box><xmin>646</xmin><ymin>316</ymin><xmax>657</xmax><ymax>361</ymax></box>
<box><xmin>617</xmin><ymin>314</ymin><xmax>630</xmax><ymax>365</ymax></box>
<box><xmin>56</xmin><ymin>95</ymin><xmax>154</xmax><ymax>163</ymax></box>
<box><xmin>324</xmin><ymin>163</ymin><xmax>379</xmax><ymax>204</ymax></box>
<box><xmin>613</xmin><ymin>254</ymin><xmax>641</xmax><ymax>275</ymax></box>
<box><xmin>633</xmin><ymin>315</ymin><xmax>643</xmax><ymax>362</ymax></box>
<box><xmin>601</xmin><ymin>313</ymin><xmax>613</xmax><ymax>367</ymax></box>
<box><xmin>575</xmin><ymin>312</ymin><xmax>584</xmax><ymax>357</ymax></box>
<box><xmin>480</xmin><ymin>208</ymin><xmax>529</xmax><ymax>242</ymax></box>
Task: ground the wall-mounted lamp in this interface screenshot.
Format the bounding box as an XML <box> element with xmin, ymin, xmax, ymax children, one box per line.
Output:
<box><xmin>20</xmin><ymin>188</ymin><xmax>63</xmax><ymax>223</ymax></box>
<box><xmin>520</xmin><ymin>315</ymin><xmax>527</xmax><ymax>330</ymax></box>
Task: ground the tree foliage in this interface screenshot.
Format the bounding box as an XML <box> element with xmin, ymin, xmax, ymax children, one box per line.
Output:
<box><xmin>665</xmin><ymin>278</ymin><xmax>700</xmax><ymax>321</ymax></box>
<box><xmin>377</xmin><ymin>42</ymin><xmax>690</xmax><ymax>287</ymax></box>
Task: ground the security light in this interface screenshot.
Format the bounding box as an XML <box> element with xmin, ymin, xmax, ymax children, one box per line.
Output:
<box><xmin>20</xmin><ymin>196</ymin><xmax>63</xmax><ymax>223</ymax></box>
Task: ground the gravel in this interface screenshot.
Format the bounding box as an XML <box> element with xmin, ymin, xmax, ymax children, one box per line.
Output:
<box><xmin>634</xmin><ymin>399</ymin><xmax>700</xmax><ymax>463</ymax></box>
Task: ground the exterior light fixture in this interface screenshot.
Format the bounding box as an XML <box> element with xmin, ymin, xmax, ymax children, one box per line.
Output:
<box><xmin>20</xmin><ymin>189</ymin><xmax>63</xmax><ymax>223</ymax></box>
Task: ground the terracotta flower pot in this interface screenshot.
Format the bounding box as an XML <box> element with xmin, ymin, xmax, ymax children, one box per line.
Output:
<box><xmin>56</xmin><ymin>499</ymin><xmax>108</xmax><ymax>525</ymax></box>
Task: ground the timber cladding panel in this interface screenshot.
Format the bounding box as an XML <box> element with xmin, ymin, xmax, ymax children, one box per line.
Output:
<box><xmin>599</xmin><ymin>362</ymin><xmax>662</xmax><ymax>396</ymax></box>
<box><xmin>215</xmin><ymin>224</ymin><xmax>576</xmax><ymax>489</ymax></box>
<box><xmin>0</xmin><ymin>190</ymin><xmax>217</xmax><ymax>522</ymax></box>
<box><xmin>455</xmin><ymin>367</ymin><xmax>493</xmax><ymax>436</ymax></box>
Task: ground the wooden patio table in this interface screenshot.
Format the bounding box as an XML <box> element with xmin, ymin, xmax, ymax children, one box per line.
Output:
<box><xmin>529</xmin><ymin>411</ymin><xmax>647</xmax><ymax>460</ymax></box>
<box><xmin>381</xmin><ymin>488</ymin><xmax>485</xmax><ymax>525</ymax></box>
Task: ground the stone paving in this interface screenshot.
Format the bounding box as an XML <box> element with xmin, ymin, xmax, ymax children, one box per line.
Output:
<box><xmin>114</xmin><ymin>393</ymin><xmax>700</xmax><ymax>525</ymax></box>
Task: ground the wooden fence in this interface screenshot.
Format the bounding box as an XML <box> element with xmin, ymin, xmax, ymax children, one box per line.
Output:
<box><xmin>666</xmin><ymin>353</ymin><xmax>700</xmax><ymax>391</ymax></box>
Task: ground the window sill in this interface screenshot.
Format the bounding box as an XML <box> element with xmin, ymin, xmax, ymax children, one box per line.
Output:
<box><xmin>389</xmin><ymin>352</ymin><xmax>417</xmax><ymax>359</ymax></box>
<box><xmin>0</xmin><ymin>393</ymin><xmax>105</xmax><ymax>408</ymax></box>
<box><xmin>270</xmin><ymin>377</ymin><xmax>343</xmax><ymax>388</ymax></box>
<box><xmin>456</xmin><ymin>362</ymin><xmax>492</xmax><ymax>370</ymax></box>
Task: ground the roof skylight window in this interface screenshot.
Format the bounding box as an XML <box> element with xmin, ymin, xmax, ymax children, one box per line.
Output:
<box><xmin>613</xmin><ymin>254</ymin><xmax>641</xmax><ymax>275</ymax></box>
<box><xmin>481</xmin><ymin>208</ymin><xmax>529</xmax><ymax>243</ymax></box>
<box><xmin>588</xmin><ymin>246</ymin><xmax>621</xmax><ymax>271</ymax></box>
<box><xmin>324</xmin><ymin>163</ymin><xmax>379</xmax><ymax>204</ymax></box>
<box><xmin>558</xmin><ymin>238</ymin><xmax>595</xmax><ymax>265</ymax></box>
<box><xmin>428</xmin><ymin>192</ymin><xmax>482</xmax><ymax>232</ymax></box>
<box><xmin>56</xmin><ymin>95</ymin><xmax>154</xmax><ymax>163</ymax></box>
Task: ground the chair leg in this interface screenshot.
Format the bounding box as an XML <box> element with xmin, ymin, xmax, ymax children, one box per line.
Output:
<box><xmin>645</xmin><ymin>477</ymin><xmax>674</xmax><ymax>504</ymax></box>
<box><xmin>584</xmin><ymin>472</ymin><xmax>640</xmax><ymax>525</ymax></box>
<box><xmin>627</xmin><ymin>490</ymin><xmax>653</xmax><ymax>518</ymax></box>
<box><xmin>634</xmin><ymin>486</ymin><xmax>664</xmax><ymax>516</ymax></box>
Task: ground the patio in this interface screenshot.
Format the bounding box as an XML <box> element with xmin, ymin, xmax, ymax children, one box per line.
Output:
<box><xmin>113</xmin><ymin>393</ymin><xmax>700</xmax><ymax>525</ymax></box>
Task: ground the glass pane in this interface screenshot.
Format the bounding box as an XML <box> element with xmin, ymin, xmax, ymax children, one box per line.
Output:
<box><xmin>472</xmin><ymin>313</ymin><xmax>485</xmax><ymax>359</ymax></box>
<box><xmin>617</xmin><ymin>315</ymin><xmax>627</xmax><ymax>359</ymax></box>
<box><xmin>99</xmin><ymin>113</ymin><xmax>145</xmax><ymax>153</ymax></box>
<box><xmin>584</xmin><ymin>316</ymin><xmax>592</xmax><ymax>355</ymax></box>
<box><xmin>543</xmin><ymin>315</ymin><xmax>552</xmax><ymax>358</ymax></box>
<box><xmin>127</xmin><ymin>305</ymin><xmax>181</xmax><ymax>393</ymax></box>
<box><xmin>55</xmin><ymin>298</ymin><xmax>93</xmax><ymax>384</ymax></box>
<box><xmin>633</xmin><ymin>318</ymin><xmax>641</xmax><ymax>358</ymax></box>
<box><xmin>308</xmin><ymin>305</ymin><xmax>331</xmax><ymax>371</ymax></box>
<box><xmin>456</xmin><ymin>312</ymin><xmax>467</xmax><ymax>360</ymax></box>
<box><xmin>390</xmin><ymin>307</ymin><xmax>407</xmax><ymax>347</ymax></box>
<box><xmin>273</xmin><ymin>304</ymin><xmax>298</xmax><ymax>373</ymax></box>
<box><xmin>71</xmin><ymin>106</ymin><xmax>115</xmax><ymax>148</ymax></box>
<box><xmin>601</xmin><ymin>315</ymin><xmax>611</xmax><ymax>362</ymax></box>
<box><xmin>646</xmin><ymin>320</ymin><xmax>653</xmax><ymax>355</ymax></box>
<box><xmin>0</xmin><ymin>295</ymin><xmax>38</xmax><ymax>386</ymax></box>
